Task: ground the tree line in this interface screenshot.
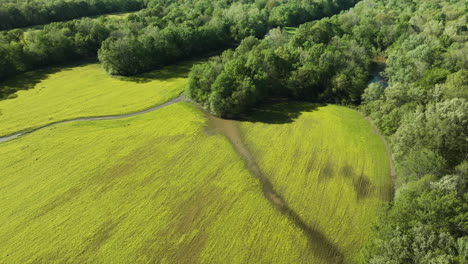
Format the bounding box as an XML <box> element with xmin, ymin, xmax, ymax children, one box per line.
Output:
<box><xmin>98</xmin><ymin>0</ymin><xmax>360</xmax><ymax>76</ymax></box>
<box><xmin>186</xmin><ymin>25</ymin><xmax>371</xmax><ymax>117</ymax></box>
<box><xmin>0</xmin><ymin>0</ymin><xmax>359</xmax><ymax>98</ymax></box>
<box><xmin>0</xmin><ymin>17</ymin><xmax>113</xmax><ymax>98</ymax></box>
<box><xmin>187</xmin><ymin>0</ymin><xmax>467</xmax><ymax>262</ymax></box>
<box><xmin>356</xmin><ymin>0</ymin><xmax>467</xmax><ymax>262</ymax></box>
<box><xmin>0</xmin><ymin>0</ymin><xmax>145</xmax><ymax>30</ymax></box>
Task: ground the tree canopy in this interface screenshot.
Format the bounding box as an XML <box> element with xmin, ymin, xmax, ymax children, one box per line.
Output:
<box><xmin>0</xmin><ymin>0</ymin><xmax>145</xmax><ymax>30</ymax></box>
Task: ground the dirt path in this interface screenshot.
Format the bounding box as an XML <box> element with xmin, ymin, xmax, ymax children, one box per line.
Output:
<box><xmin>206</xmin><ymin>114</ymin><xmax>345</xmax><ymax>263</ymax></box>
<box><xmin>0</xmin><ymin>94</ymin><xmax>186</xmax><ymax>144</ymax></box>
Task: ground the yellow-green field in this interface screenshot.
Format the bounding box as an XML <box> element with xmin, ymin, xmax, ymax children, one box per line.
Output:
<box><xmin>285</xmin><ymin>27</ymin><xmax>298</xmax><ymax>35</ymax></box>
<box><xmin>239</xmin><ymin>102</ymin><xmax>392</xmax><ymax>263</ymax></box>
<box><xmin>0</xmin><ymin>61</ymin><xmax>193</xmax><ymax>137</ymax></box>
<box><xmin>0</xmin><ymin>102</ymin><xmax>317</xmax><ymax>263</ymax></box>
<box><xmin>101</xmin><ymin>11</ymin><xmax>137</xmax><ymax>19</ymax></box>
<box><xmin>0</xmin><ymin>97</ymin><xmax>391</xmax><ymax>263</ymax></box>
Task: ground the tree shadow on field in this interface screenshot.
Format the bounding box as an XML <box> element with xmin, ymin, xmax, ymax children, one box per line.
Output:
<box><xmin>0</xmin><ymin>59</ymin><xmax>94</xmax><ymax>101</ymax></box>
<box><xmin>120</xmin><ymin>54</ymin><xmax>216</xmax><ymax>84</ymax></box>
<box><xmin>119</xmin><ymin>62</ymin><xmax>194</xmax><ymax>83</ymax></box>
<box><xmin>239</xmin><ymin>99</ymin><xmax>326</xmax><ymax>124</ymax></box>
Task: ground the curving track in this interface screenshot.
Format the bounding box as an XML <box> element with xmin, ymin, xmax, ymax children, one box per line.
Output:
<box><xmin>0</xmin><ymin>94</ymin><xmax>185</xmax><ymax>143</ymax></box>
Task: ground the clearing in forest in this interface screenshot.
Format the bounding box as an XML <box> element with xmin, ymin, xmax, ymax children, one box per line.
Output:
<box><xmin>0</xmin><ymin>60</ymin><xmax>195</xmax><ymax>137</ymax></box>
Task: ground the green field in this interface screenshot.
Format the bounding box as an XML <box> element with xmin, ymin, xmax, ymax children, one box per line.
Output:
<box><xmin>239</xmin><ymin>102</ymin><xmax>392</xmax><ymax>263</ymax></box>
<box><xmin>0</xmin><ymin>61</ymin><xmax>193</xmax><ymax>137</ymax></box>
<box><xmin>0</xmin><ymin>95</ymin><xmax>391</xmax><ymax>263</ymax></box>
<box><xmin>0</xmin><ymin>102</ymin><xmax>315</xmax><ymax>263</ymax></box>
<box><xmin>285</xmin><ymin>27</ymin><xmax>298</xmax><ymax>35</ymax></box>
<box><xmin>101</xmin><ymin>11</ymin><xmax>137</xmax><ymax>19</ymax></box>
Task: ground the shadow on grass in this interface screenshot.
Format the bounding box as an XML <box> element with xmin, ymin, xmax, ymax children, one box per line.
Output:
<box><xmin>0</xmin><ymin>50</ymin><xmax>221</xmax><ymax>98</ymax></box>
<box><xmin>240</xmin><ymin>100</ymin><xmax>326</xmax><ymax>124</ymax></box>
<box><xmin>119</xmin><ymin>52</ymin><xmax>218</xmax><ymax>84</ymax></box>
<box><xmin>0</xmin><ymin>59</ymin><xmax>96</xmax><ymax>101</ymax></box>
<box><xmin>118</xmin><ymin>62</ymin><xmax>194</xmax><ymax>83</ymax></box>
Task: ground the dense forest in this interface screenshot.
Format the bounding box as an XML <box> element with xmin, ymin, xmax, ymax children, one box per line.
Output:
<box><xmin>187</xmin><ymin>0</ymin><xmax>467</xmax><ymax>262</ymax></box>
<box><xmin>0</xmin><ymin>0</ymin><xmax>145</xmax><ymax>30</ymax></box>
<box><xmin>0</xmin><ymin>0</ymin><xmax>466</xmax><ymax>262</ymax></box>
<box><xmin>0</xmin><ymin>0</ymin><xmax>359</xmax><ymax>94</ymax></box>
<box><xmin>97</xmin><ymin>0</ymin><xmax>360</xmax><ymax>75</ymax></box>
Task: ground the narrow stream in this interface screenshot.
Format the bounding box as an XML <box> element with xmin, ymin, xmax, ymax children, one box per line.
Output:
<box><xmin>206</xmin><ymin>114</ymin><xmax>344</xmax><ymax>263</ymax></box>
<box><xmin>369</xmin><ymin>59</ymin><xmax>388</xmax><ymax>87</ymax></box>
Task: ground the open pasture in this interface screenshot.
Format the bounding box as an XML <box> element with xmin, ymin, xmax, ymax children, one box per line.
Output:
<box><xmin>0</xmin><ymin>60</ymin><xmax>194</xmax><ymax>137</ymax></box>
<box><xmin>239</xmin><ymin>102</ymin><xmax>392</xmax><ymax>263</ymax></box>
<box><xmin>0</xmin><ymin>98</ymin><xmax>391</xmax><ymax>263</ymax></box>
<box><xmin>102</xmin><ymin>11</ymin><xmax>137</xmax><ymax>19</ymax></box>
<box><xmin>0</xmin><ymin>102</ymin><xmax>319</xmax><ymax>264</ymax></box>
<box><xmin>285</xmin><ymin>27</ymin><xmax>298</xmax><ymax>35</ymax></box>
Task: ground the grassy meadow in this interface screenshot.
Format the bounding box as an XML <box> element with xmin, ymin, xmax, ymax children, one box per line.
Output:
<box><xmin>0</xmin><ymin>61</ymin><xmax>194</xmax><ymax>137</ymax></box>
<box><xmin>0</xmin><ymin>102</ymin><xmax>320</xmax><ymax>264</ymax></box>
<box><xmin>285</xmin><ymin>27</ymin><xmax>298</xmax><ymax>35</ymax></box>
<box><xmin>102</xmin><ymin>11</ymin><xmax>137</xmax><ymax>19</ymax></box>
<box><xmin>0</xmin><ymin>52</ymin><xmax>391</xmax><ymax>263</ymax></box>
<box><xmin>0</xmin><ymin>96</ymin><xmax>391</xmax><ymax>263</ymax></box>
<box><xmin>239</xmin><ymin>102</ymin><xmax>393</xmax><ymax>263</ymax></box>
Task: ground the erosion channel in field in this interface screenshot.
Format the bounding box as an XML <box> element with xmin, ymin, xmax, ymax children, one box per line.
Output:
<box><xmin>206</xmin><ymin>114</ymin><xmax>344</xmax><ymax>263</ymax></box>
<box><xmin>0</xmin><ymin>88</ymin><xmax>389</xmax><ymax>262</ymax></box>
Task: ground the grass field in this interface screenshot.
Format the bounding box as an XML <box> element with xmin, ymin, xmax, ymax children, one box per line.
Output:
<box><xmin>0</xmin><ymin>102</ymin><xmax>321</xmax><ymax>263</ymax></box>
<box><xmin>0</xmin><ymin>60</ymin><xmax>194</xmax><ymax>137</ymax></box>
<box><xmin>239</xmin><ymin>102</ymin><xmax>393</xmax><ymax>263</ymax></box>
<box><xmin>0</xmin><ymin>96</ymin><xmax>391</xmax><ymax>263</ymax></box>
<box><xmin>285</xmin><ymin>27</ymin><xmax>298</xmax><ymax>35</ymax></box>
<box><xmin>101</xmin><ymin>11</ymin><xmax>137</xmax><ymax>19</ymax></box>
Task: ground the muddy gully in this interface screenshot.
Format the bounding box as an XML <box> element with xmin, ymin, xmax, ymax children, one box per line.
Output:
<box><xmin>206</xmin><ymin>114</ymin><xmax>345</xmax><ymax>263</ymax></box>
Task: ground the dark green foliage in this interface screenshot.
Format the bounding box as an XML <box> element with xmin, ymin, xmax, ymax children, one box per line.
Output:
<box><xmin>0</xmin><ymin>0</ymin><xmax>359</xmax><ymax>90</ymax></box>
<box><xmin>0</xmin><ymin>0</ymin><xmax>145</xmax><ymax>30</ymax></box>
<box><xmin>362</xmin><ymin>174</ymin><xmax>467</xmax><ymax>263</ymax></box>
<box><xmin>392</xmin><ymin>99</ymin><xmax>468</xmax><ymax>168</ymax></box>
<box><xmin>98</xmin><ymin>22</ymin><xmax>232</xmax><ymax>76</ymax></box>
<box><xmin>444</xmin><ymin>70</ymin><xmax>468</xmax><ymax>100</ymax></box>
<box><xmin>96</xmin><ymin>0</ymin><xmax>360</xmax><ymax>77</ymax></box>
<box><xmin>350</xmin><ymin>0</ymin><xmax>468</xmax><ymax>262</ymax></box>
<box><xmin>188</xmin><ymin>37</ymin><xmax>271</xmax><ymax>117</ymax></box>
<box><xmin>186</xmin><ymin>19</ymin><xmax>372</xmax><ymax>117</ymax></box>
<box><xmin>0</xmin><ymin>17</ymin><xmax>112</xmax><ymax>87</ymax></box>
<box><xmin>98</xmin><ymin>36</ymin><xmax>147</xmax><ymax>76</ymax></box>
<box><xmin>396</xmin><ymin>149</ymin><xmax>447</xmax><ymax>183</ymax></box>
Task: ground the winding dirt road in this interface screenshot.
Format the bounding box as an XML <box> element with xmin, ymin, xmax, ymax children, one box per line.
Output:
<box><xmin>0</xmin><ymin>94</ymin><xmax>186</xmax><ymax>143</ymax></box>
